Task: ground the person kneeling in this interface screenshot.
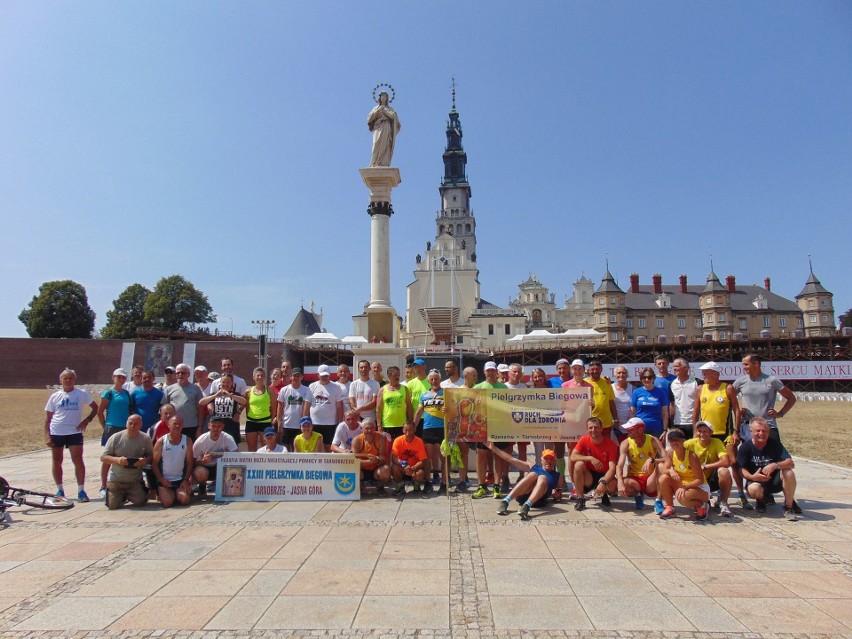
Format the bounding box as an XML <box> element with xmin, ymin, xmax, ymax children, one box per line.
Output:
<box><xmin>352</xmin><ymin>418</ymin><xmax>391</xmax><ymax>494</ymax></box>
<box><xmin>736</xmin><ymin>417</ymin><xmax>800</xmax><ymax>520</ymax></box>
<box><xmin>657</xmin><ymin>428</ymin><xmax>710</xmax><ymax>521</ymax></box>
<box><xmin>152</xmin><ymin>415</ymin><xmax>193</xmax><ymax>508</ymax></box>
<box><xmin>570</xmin><ymin>417</ymin><xmax>619</xmax><ymax>511</ymax></box>
<box><xmin>490</xmin><ymin>442</ymin><xmax>560</xmax><ymax>521</ymax></box>
<box><xmin>390</xmin><ymin>421</ymin><xmax>431</xmax><ymax>495</ymax></box>
<box><xmin>100</xmin><ymin>415</ymin><xmax>153</xmax><ymax>510</ymax></box>
<box><xmin>192</xmin><ymin>418</ymin><xmax>238</xmax><ymax>499</ymax></box>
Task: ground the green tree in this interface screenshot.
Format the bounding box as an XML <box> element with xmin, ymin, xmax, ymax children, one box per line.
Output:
<box><xmin>18</xmin><ymin>280</ymin><xmax>96</xmax><ymax>338</ymax></box>
<box><xmin>144</xmin><ymin>275</ymin><xmax>215</xmax><ymax>331</ymax></box>
<box><xmin>101</xmin><ymin>284</ymin><xmax>151</xmax><ymax>339</ymax></box>
<box><xmin>840</xmin><ymin>308</ymin><xmax>852</xmax><ymax>329</ymax></box>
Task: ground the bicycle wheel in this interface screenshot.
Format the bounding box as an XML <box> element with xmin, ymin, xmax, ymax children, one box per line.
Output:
<box><xmin>11</xmin><ymin>489</ymin><xmax>75</xmax><ymax>510</ymax></box>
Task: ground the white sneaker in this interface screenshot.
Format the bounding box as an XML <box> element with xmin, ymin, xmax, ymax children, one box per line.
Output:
<box><xmin>719</xmin><ymin>501</ymin><xmax>732</xmax><ymax>517</ymax></box>
<box><xmin>98</xmin><ymin>487</ymin><xmax>107</xmax><ymax>498</ymax></box>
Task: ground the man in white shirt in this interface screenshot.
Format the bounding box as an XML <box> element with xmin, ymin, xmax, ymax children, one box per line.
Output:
<box><xmin>349</xmin><ymin>359</ymin><xmax>380</xmax><ymax>420</ymax></box>
<box><xmin>192</xmin><ymin>418</ymin><xmax>238</xmax><ymax>499</ymax></box>
<box><xmin>307</xmin><ymin>364</ymin><xmax>345</xmax><ymax>449</ymax></box>
<box><xmin>275</xmin><ymin>368</ymin><xmax>313</xmax><ymax>450</ymax></box>
<box><xmin>440</xmin><ymin>359</ymin><xmax>464</xmax><ymax>388</ymax></box>
<box><xmin>210</xmin><ymin>358</ymin><xmax>248</xmax><ymax>394</ymax></box>
<box><xmin>670</xmin><ymin>358</ymin><xmax>700</xmax><ymax>440</ymax></box>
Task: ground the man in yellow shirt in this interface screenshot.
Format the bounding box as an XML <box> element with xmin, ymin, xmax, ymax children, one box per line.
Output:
<box><xmin>584</xmin><ymin>360</ymin><xmax>619</xmax><ymax>438</ymax></box>
<box><xmin>685</xmin><ymin>420</ymin><xmax>733</xmax><ymax>516</ymax></box>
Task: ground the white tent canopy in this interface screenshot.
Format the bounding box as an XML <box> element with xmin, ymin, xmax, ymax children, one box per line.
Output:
<box><xmin>306</xmin><ymin>332</ymin><xmax>341</xmax><ymax>343</ymax></box>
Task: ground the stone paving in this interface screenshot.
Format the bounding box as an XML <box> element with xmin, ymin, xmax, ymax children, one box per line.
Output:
<box><xmin>0</xmin><ymin>445</ymin><xmax>851</xmax><ymax>638</ymax></box>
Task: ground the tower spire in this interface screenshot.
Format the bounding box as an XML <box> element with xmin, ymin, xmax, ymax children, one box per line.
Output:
<box><xmin>451</xmin><ymin>77</ymin><xmax>456</xmax><ymax>111</ymax></box>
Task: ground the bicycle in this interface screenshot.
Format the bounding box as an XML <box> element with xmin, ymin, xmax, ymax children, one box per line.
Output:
<box><xmin>0</xmin><ymin>476</ymin><xmax>74</xmax><ymax>515</ymax></box>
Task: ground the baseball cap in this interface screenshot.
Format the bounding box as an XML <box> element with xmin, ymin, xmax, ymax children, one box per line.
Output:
<box><xmin>300</xmin><ymin>416</ymin><xmax>313</xmax><ymax>426</ymax></box>
<box><xmin>413</xmin><ymin>358</ymin><xmax>426</xmax><ymax>366</ymax></box>
<box><xmin>164</xmin><ymin>366</ymin><xmax>176</xmax><ymax>374</ymax></box>
<box><xmin>291</xmin><ymin>367</ymin><xmax>303</xmax><ymax>375</ymax></box>
<box><xmin>699</xmin><ymin>362</ymin><xmax>721</xmax><ymax>373</ymax></box>
<box><xmin>208</xmin><ymin>371</ymin><xmax>220</xmax><ymax>380</ymax></box>
<box><xmin>263</xmin><ymin>426</ymin><xmax>277</xmax><ymax>437</ymax></box>
<box><xmin>113</xmin><ymin>368</ymin><xmax>128</xmax><ymax>377</ymax></box>
<box><xmin>484</xmin><ymin>361</ymin><xmax>498</xmax><ymax>371</ymax></box>
<box><xmin>623</xmin><ymin>417</ymin><xmax>645</xmax><ymax>430</ymax></box>
<box><xmin>571</xmin><ymin>359</ymin><xmax>585</xmax><ymax>368</ymax></box>
<box><xmin>497</xmin><ymin>363</ymin><xmax>510</xmax><ymax>372</ymax></box>
<box><xmin>555</xmin><ymin>358</ymin><xmax>570</xmax><ymax>367</ymax></box>
<box><xmin>695</xmin><ymin>420</ymin><xmax>713</xmax><ymax>431</ymax></box>
<box><xmin>317</xmin><ymin>364</ymin><xmax>331</xmax><ymax>377</ymax></box>
<box><xmin>666</xmin><ymin>428</ymin><xmax>686</xmax><ymax>441</ymax></box>
<box><xmin>540</xmin><ymin>448</ymin><xmax>556</xmax><ymax>460</ymax></box>
<box><xmin>194</xmin><ymin>365</ymin><xmax>208</xmax><ymax>372</ymax></box>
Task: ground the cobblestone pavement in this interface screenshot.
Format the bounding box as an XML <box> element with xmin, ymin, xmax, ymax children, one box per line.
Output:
<box><xmin>1</xmin><ymin>446</ymin><xmax>851</xmax><ymax>638</ymax></box>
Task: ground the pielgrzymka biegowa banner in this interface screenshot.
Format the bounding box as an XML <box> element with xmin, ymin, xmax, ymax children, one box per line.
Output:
<box><xmin>443</xmin><ymin>387</ymin><xmax>592</xmax><ymax>443</ymax></box>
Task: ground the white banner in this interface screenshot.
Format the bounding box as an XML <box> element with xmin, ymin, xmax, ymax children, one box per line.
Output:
<box><xmin>214</xmin><ymin>452</ymin><xmax>360</xmax><ymax>501</ymax></box>
<box><xmin>533</xmin><ymin>361</ymin><xmax>852</xmax><ymax>381</ymax></box>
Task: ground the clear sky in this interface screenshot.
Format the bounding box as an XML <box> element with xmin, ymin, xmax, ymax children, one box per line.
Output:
<box><xmin>2</xmin><ymin>2</ymin><xmax>850</xmax><ymax>339</ymax></box>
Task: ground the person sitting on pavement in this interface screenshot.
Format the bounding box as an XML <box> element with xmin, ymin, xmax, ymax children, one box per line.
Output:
<box><xmin>390</xmin><ymin>421</ymin><xmax>432</xmax><ymax>495</ymax></box>
<box><xmin>260</xmin><ymin>426</ymin><xmax>287</xmax><ymax>453</ymax></box>
<box><xmin>330</xmin><ymin>410</ymin><xmax>362</xmax><ymax>453</ymax></box>
<box><xmin>352</xmin><ymin>417</ymin><xmax>391</xmax><ymax>492</ymax></box>
<box><xmin>616</xmin><ymin>417</ymin><xmax>666</xmax><ymax>511</ymax></box>
<box><xmin>100</xmin><ymin>414</ymin><xmax>154</xmax><ymax>510</ymax></box>
<box><xmin>735</xmin><ymin>416</ymin><xmax>801</xmax><ymax>520</ymax></box>
<box><xmin>151</xmin><ymin>414</ymin><xmax>193</xmax><ymax>508</ymax></box>
<box><xmin>656</xmin><ymin>428</ymin><xmax>710</xmax><ymax>521</ymax></box>
<box><xmin>489</xmin><ymin>442</ymin><xmax>560</xmax><ymax>521</ymax></box>
<box><xmin>569</xmin><ymin>417</ymin><xmax>619</xmax><ymax>511</ymax></box>
<box><xmin>192</xmin><ymin>417</ymin><xmax>238</xmax><ymax>499</ymax></box>
<box><xmin>685</xmin><ymin>420</ymin><xmax>733</xmax><ymax>517</ymax></box>
<box><xmin>293</xmin><ymin>416</ymin><xmax>325</xmax><ymax>453</ymax></box>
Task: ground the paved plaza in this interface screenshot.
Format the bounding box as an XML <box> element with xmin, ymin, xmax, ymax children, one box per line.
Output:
<box><xmin>1</xmin><ymin>445</ymin><xmax>851</xmax><ymax>639</ymax></box>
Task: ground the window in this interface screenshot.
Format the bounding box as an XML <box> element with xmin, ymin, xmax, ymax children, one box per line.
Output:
<box><xmin>488</xmin><ymin>324</ymin><xmax>494</xmax><ymax>335</ymax></box>
<box><xmin>705</xmin><ymin>298</ymin><xmax>712</xmax><ymax>306</ymax></box>
<box><xmin>718</xmin><ymin>313</ymin><xmax>726</xmax><ymax>322</ymax></box>
<box><xmin>610</xmin><ymin>314</ymin><xmax>617</xmax><ymax>323</ymax></box>
<box><xmin>740</xmin><ymin>319</ymin><xmax>747</xmax><ymax>330</ymax></box>
<box><xmin>808</xmin><ymin>299</ymin><xmax>815</xmax><ymax>308</ymax></box>
<box><xmin>598</xmin><ymin>298</ymin><xmax>605</xmax><ymax>306</ymax></box>
<box><xmin>610</xmin><ymin>297</ymin><xmax>616</xmax><ymax>305</ymax></box>
<box><xmin>821</xmin><ymin>315</ymin><xmax>828</xmax><ymax>323</ymax></box>
<box><xmin>706</xmin><ymin>314</ymin><xmax>713</xmax><ymax>324</ymax></box>
<box><xmin>779</xmin><ymin>317</ymin><xmax>786</xmax><ymax>328</ymax></box>
<box><xmin>599</xmin><ymin>314</ymin><xmax>606</xmax><ymax>325</ymax></box>
<box><xmin>626</xmin><ymin>318</ymin><xmax>633</xmax><ymax>328</ymax></box>
<box><xmin>820</xmin><ymin>299</ymin><xmax>827</xmax><ymax>308</ymax></box>
<box><xmin>720</xmin><ymin>331</ymin><xmax>727</xmax><ymax>339</ymax></box>
<box><xmin>764</xmin><ymin>316</ymin><xmax>771</xmax><ymax>328</ymax></box>
<box><xmin>695</xmin><ymin>318</ymin><xmax>702</xmax><ymax>328</ymax></box>
<box><xmin>656</xmin><ymin>318</ymin><xmax>664</xmax><ymax>329</ymax></box>
<box><xmin>457</xmin><ymin>336</ymin><xmax>464</xmax><ymax>344</ymax></box>
<box><xmin>505</xmin><ymin>324</ymin><xmax>511</xmax><ymax>335</ymax></box>
<box><xmin>638</xmin><ymin>318</ymin><xmax>646</xmax><ymax>329</ymax></box>
<box><xmin>797</xmin><ymin>318</ymin><xmax>804</xmax><ymax>328</ymax></box>
<box><xmin>809</xmin><ymin>314</ymin><xmax>816</xmax><ymax>323</ymax></box>
<box><xmin>678</xmin><ymin>318</ymin><xmax>686</xmax><ymax>329</ymax></box>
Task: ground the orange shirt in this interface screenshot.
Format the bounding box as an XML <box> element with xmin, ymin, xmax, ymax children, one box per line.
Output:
<box><xmin>392</xmin><ymin>435</ymin><xmax>428</xmax><ymax>466</ymax></box>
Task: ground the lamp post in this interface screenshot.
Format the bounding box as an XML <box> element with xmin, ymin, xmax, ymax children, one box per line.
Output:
<box><xmin>251</xmin><ymin>320</ymin><xmax>276</xmax><ymax>372</ymax></box>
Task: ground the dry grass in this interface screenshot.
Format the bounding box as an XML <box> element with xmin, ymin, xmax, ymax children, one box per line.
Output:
<box><xmin>1</xmin><ymin>389</ymin><xmax>850</xmax><ymax>467</ymax></box>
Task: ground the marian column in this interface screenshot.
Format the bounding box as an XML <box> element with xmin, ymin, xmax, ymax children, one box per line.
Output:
<box><xmin>354</xmin><ymin>84</ymin><xmax>402</xmax><ymax>346</ymax></box>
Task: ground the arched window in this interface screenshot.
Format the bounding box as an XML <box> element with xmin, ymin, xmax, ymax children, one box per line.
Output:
<box><xmin>456</xmin><ymin>224</ymin><xmax>462</xmax><ymax>235</ymax></box>
<box><xmin>465</xmin><ymin>223</ymin><xmax>471</xmax><ymax>233</ymax></box>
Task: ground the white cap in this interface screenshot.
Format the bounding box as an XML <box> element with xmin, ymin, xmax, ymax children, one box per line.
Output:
<box><xmin>317</xmin><ymin>364</ymin><xmax>331</xmax><ymax>377</ymax></box>
<box><xmin>623</xmin><ymin>417</ymin><xmax>645</xmax><ymax>430</ymax></box>
<box><xmin>571</xmin><ymin>359</ymin><xmax>585</xmax><ymax>368</ymax></box>
<box><xmin>113</xmin><ymin>368</ymin><xmax>128</xmax><ymax>377</ymax></box>
<box><xmin>497</xmin><ymin>363</ymin><xmax>510</xmax><ymax>372</ymax></box>
<box><xmin>484</xmin><ymin>361</ymin><xmax>498</xmax><ymax>371</ymax></box>
<box><xmin>194</xmin><ymin>365</ymin><xmax>208</xmax><ymax>372</ymax></box>
<box><xmin>700</xmin><ymin>362</ymin><xmax>721</xmax><ymax>373</ymax></box>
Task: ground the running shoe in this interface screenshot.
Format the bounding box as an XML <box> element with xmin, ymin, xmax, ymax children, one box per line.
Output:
<box><xmin>497</xmin><ymin>500</ymin><xmax>510</xmax><ymax>516</ymax></box>
<box><xmin>98</xmin><ymin>487</ymin><xmax>107</xmax><ymax>499</ymax></box>
<box><xmin>791</xmin><ymin>500</ymin><xmax>802</xmax><ymax>515</ymax></box>
<box><xmin>574</xmin><ymin>497</ymin><xmax>586</xmax><ymax>511</ymax></box>
<box><xmin>484</xmin><ymin>472</ymin><xmax>495</xmax><ymax>486</ymax></box>
<box><xmin>376</xmin><ymin>486</ymin><xmax>387</xmax><ymax>496</ymax></box>
<box><xmin>500</xmin><ymin>479</ymin><xmax>511</xmax><ymax>495</ymax></box>
<box><xmin>455</xmin><ymin>479</ymin><xmax>469</xmax><ymax>493</ymax></box>
<box><xmin>765</xmin><ymin>493</ymin><xmax>776</xmax><ymax>505</ymax></box>
<box><xmin>437</xmin><ymin>484</ymin><xmax>447</xmax><ymax>495</ymax></box>
<box><xmin>413</xmin><ymin>482</ymin><xmax>423</xmax><ymax>493</ymax></box>
<box><xmin>719</xmin><ymin>501</ymin><xmax>732</xmax><ymax>517</ymax></box>
<box><xmin>197</xmin><ymin>483</ymin><xmax>207</xmax><ymax>500</ymax></box>
<box><xmin>552</xmin><ymin>488</ymin><xmax>563</xmax><ymax>502</ymax></box>
<box><xmin>77</xmin><ymin>490</ymin><xmax>89</xmax><ymax>503</ymax></box>
<box><xmin>738</xmin><ymin>494</ymin><xmax>754</xmax><ymax>510</ymax></box>
<box><xmin>55</xmin><ymin>488</ymin><xmax>65</xmax><ymax>498</ymax></box>
<box><xmin>422</xmin><ymin>482</ymin><xmax>433</xmax><ymax>495</ymax></box>
<box><xmin>392</xmin><ymin>483</ymin><xmax>406</xmax><ymax>496</ymax></box>
<box><xmin>635</xmin><ymin>495</ymin><xmax>645</xmax><ymax>510</ymax></box>
<box><xmin>695</xmin><ymin>505</ymin><xmax>708</xmax><ymax>521</ymax></box>
<box><xmin>492</xmin><ymin>488</ymin><xmax>503</xmax><ymax>499</ymax></box>
<box><xmin>755</xmin><ymin>499</ymin><xmax>766</xmax><ymax>513</ymax></box>
<box><xmin>654</xmin><ymin>498</ymin><xmax>665</xmax><ymax>515</ymax></box>
<box><xmin>660</xmin><ymin>505</ymin><xmax>676</xmax><ymax>519</ymax></box>
<box><xmin>518</xmin><ymin>503</ymin><xmax>531</xmax><ymax>520</ymax></box>
<box><xmin>568</xmin><ymin>489</ymin><xmax>580</xmax><ymax>502</ymax></box>
<box><xmin>471</xmin><ymin>486</ymin><xmax>489</xmax><ymax>499</ymax></box>
<box><xmin>783</xmin><ymin>506</ymin><xmax>798</xmax><ymax>522</ymax></box>
<box><xmin>600</xmin><ymin>492</ymin><xmax>611</xmax><ymax>507</ymax></box>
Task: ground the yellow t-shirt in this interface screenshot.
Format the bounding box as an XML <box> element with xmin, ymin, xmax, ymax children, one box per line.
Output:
<box><xmin>584</xmin><ymin>376</ymin><xmax>617</xmax><ymax>428</ymax></box>
<box><xmin>685</xmin><ymin>437</ymin><xmax>727</xmax><ymax>479</ymax></box>
<box><xmin>698</xmin><ymin>383</ymin><xmax>731</xmax><ymax>436</ymax></box>
<box><xmin>294</xmin><ymin>431</ymin><xmax>322</xmax><ymax>453</ymax></box>
<box><xmin>627</xmin><ymin>435</ymin><xmax>656</xmax><ymax>477</ymax></box>
<box><xmin>671</xmin><ymin>449</ymin><xmax>700</xmax><ymax>483</ymax></box>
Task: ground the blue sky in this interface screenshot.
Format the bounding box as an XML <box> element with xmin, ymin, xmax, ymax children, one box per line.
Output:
<box><xmin>2</xmin><ymin>2</ymin><xmax>850</xmax><ymax>339</ymax></box>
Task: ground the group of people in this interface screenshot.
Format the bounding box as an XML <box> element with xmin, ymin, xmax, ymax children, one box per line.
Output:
<box><xmin>42</xmin><ymin>352</ymin><xmax>802</xmax><ymax>520</ymax></box>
